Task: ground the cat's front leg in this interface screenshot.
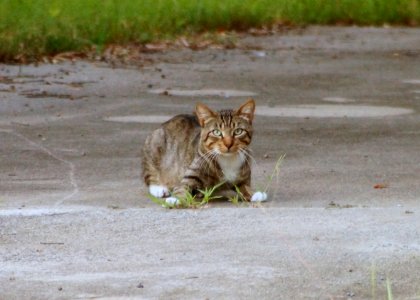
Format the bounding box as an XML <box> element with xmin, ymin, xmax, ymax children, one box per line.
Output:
<box><xmin>165</xmin><ymin>174</ymin><xmax>205</xmax><ymax>205</ymax></box>
<box><xmin>174</xmin><ymin>174</ymin><xmax>204</xmax><ymax>197</ymax></box>
<box><xmin>164</xmin><ymin>185</ymin><xmax>186</xmax><ymax>206</ymax></box>
<box><xmin>236</xmin><ymin>183</ymin><xmax>252</xmax><ymax>201</ymax></box>
<box><xmin>165</xmin><ymin>185</ymin><xmax>198</xmax><ymax>206</ymax></box>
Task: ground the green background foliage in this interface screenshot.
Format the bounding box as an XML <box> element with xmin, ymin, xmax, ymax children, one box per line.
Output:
<box><xmin>0</xmin><ymin>0</ymin><xmax>418</xmax><ymax>60</ymax></box>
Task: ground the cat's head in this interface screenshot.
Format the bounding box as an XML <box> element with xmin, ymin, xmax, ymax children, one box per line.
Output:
<box><xmin>195</xmin><ymin>99</ymin><xmax>255</xmax><ymax>156</ymax></box>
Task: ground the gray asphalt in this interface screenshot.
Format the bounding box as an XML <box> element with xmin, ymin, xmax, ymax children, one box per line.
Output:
<box><xmin>1</xmin><ymin>26</ymin><xmax>419</xmax><ymax>299</ymax></box>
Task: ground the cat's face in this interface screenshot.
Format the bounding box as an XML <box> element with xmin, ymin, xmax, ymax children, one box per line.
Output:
<box><xmin>195</xmin><ymin>99</ymin><xmax>255</xmax><ymax>156</ymax></box>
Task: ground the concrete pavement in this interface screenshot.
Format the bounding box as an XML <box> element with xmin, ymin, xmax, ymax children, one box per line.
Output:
<box><xmin>1</xmin><ymin>26</ymin><xmax>420</xmax><ymax>299</ymax></box>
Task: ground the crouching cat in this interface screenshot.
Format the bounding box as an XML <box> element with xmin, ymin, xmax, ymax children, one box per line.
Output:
<box><xmin>142</xmin><ymin>99</ymin><xmax>267</xmax><ymax>205</ymax></box>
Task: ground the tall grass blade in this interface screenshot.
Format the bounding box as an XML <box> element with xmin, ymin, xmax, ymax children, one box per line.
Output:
<box><xmin>263</xmin><ymin>154</ymin><xmax>286</xmax><ymax>193</ymax></box>
<box><xmin>386</xmin><ymin>277</ymin><xmax>393</xmax><ymax>300</ymax></box>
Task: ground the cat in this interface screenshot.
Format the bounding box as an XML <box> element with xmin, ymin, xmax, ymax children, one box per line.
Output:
<box><xmin>141</xmin><ymin>99</ymin><xmax>267</xmax><ymax>205</ymax></box>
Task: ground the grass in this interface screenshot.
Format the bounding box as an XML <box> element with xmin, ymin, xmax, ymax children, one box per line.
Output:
<box><xmin>149</xmin><ymin>181</ymin><xmax>225</xmax><ymax>209</ymax></box>
<box><xmin>371</xmin><ymin>263</ymin><xmax>396</xmax><ymax>300</ymax></box>
<box><xmin>0</xmin><ymin>0</ymin><xmax>419</xmax><ymax>61</ymax></box>
<box><xmin>386</xmin><ymin>277</ymin><xmax>394</xmax><ymax>300</ymax></box>
<box><xmin>262</xmin><ymin>154</ymin><xmax>286</xmax><ymax>194</ymax></box>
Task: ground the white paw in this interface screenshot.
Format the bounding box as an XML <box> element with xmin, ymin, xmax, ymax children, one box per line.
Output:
<box><xmin>165</xmin><ymin>197</ymin><xmax>180</xmax><ymax>206</ymax></box>
<box><xmin>149</xmin><ymin>185</ymin><xmax>170</xmax><ymax>198</ymax></box>
<box><xmin>251</xmin><ymin>191</ymin><xmax>268</xmax><ymax>202</ymax></box>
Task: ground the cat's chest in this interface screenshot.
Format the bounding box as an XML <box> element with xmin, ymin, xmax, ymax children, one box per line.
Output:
<box><xmin>217</xmin><ymin>154</ymin><xmax>244</xmax><ymax>182</ymax></box>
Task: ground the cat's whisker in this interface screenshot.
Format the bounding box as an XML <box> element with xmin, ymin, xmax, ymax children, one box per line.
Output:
<box><xmin>201</xmin><ymin>150</ymin><xmax>216</xmax><ymax>164</ymax></box>
<box><xmin>242</xmin><ymin>154</ymin><xmax>253</xmax><ymax>169</ymax></box>
<box><xmin>240</xmin><ymin>148</ymin><xmax>258</xmax><ymax>168</ymax></box>
<box><xmin>245</xmin><ymin>151</ymin><xmax>258</xmax><ymax>167</ymax></box>
<box><xmin>199</xmin><ymin>154</ymin><xmax>212</xmax><ymax>172</ymax></box>
<box><xmin>199</xmin><ymin>150</ymin><xmax>218</xmax><ymax>175</ymax></box>
<box><xmin>206</xmin><ymin>151</ymin><xmax>219</xmax><ymax>175</ymax></box>
<box><xmin>197</xmin><ymin>155</ymin><xmax>209</xmax><ymax>173</ymax></box>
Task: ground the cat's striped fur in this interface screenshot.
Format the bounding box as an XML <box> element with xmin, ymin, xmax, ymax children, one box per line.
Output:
<box><xmin>142</xmin><ymin>99</ymin><xmax>262</xmax><ymax>201</ymax></box>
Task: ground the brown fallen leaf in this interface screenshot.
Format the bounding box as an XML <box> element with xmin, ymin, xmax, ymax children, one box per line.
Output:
<box><xmin>374</xmin><ymin>183</ymin><xmax>388</xmax><ymax>189</ymax></box>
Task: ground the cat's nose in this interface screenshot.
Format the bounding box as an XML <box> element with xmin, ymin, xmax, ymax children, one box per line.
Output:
<box><xmin>223</xmin><ymin>136</ymin><xmax>234</xmax><ymax>149</ymax></box>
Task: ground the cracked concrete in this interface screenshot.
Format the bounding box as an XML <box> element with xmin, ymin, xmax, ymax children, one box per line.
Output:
<box><xmin>1</xmin><ymin>26</ymin><xmax>420</xmax><ymax>299</ymax></box>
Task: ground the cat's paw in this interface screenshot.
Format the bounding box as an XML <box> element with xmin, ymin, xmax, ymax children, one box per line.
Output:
<box><xmin>251</xmin><ymin>191</ymin><xmax>268</xmax><ymax>202</ymax></box>
<box><xmin>165</xmin><ymin>197</ymin><xmax>180</xmax><ymax>206</ymax></box>
<box><xmin>149</xmin><ymin>185</ymin><xmax>170</xmax><ymax>198</ymax></box>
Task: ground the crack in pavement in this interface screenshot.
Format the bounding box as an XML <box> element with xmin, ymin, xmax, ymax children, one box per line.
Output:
<box><xmin>9</xmin><ymin>130</ymin><xmax>79</xmax><ymax>206</ymax></box>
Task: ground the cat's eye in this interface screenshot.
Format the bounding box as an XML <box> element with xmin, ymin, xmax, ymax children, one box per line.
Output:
<box><xmin>233</xmin><ymin>128</ymin><xmax>244</xmax><ymax>136</ymax></box>
<box><xmin>212</xmin><ymin>129</ymin><xmax>223</xmax><ymax>137</ymax></box>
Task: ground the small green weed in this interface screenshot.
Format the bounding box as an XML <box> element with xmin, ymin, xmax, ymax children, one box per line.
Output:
<box><xmin>149</xmin><ymin>181</ymin><xmax>224</xmax><ymax>209</ymax></box>
<box><xmin>228</xmin><ymin>194</ymin><xmax>240</xmax><ymax>206</ymax></box>
<box><xmin>227</xmin><ymin>184</ymin><xmax>249</xmax><ymax>206</ymax></box>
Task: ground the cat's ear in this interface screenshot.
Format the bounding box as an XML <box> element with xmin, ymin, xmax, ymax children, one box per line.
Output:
<box><xmin>195</xmin><ymin>103</ymin><xmax>216</xmax><ymax>127</ymax></box>
<box><xmin>236</xmin><ymin>98</ymin><xmax>255</xmax><ymax>124</ymax></box>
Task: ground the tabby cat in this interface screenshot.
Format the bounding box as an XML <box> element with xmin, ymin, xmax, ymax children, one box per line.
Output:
<box><xmin>142</xmin><ymin>99</ymin><xmax>267</xmax><ymax>204</ymax></box>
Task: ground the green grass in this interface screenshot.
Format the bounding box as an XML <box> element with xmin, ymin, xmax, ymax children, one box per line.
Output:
<box><xmin>371</xmin><ymin>263</ymin><xmax>397</xmax><ymax>300</ymax></box>
<box><xmin>262</xmin><ymin>154</ymin><xmax>286</xmax><ymax>194</ymax></box>
<box><xmin>149</xmin><ymin>181</ymin><xmax>225</xmax><ymax>209</ymax></box>
<box><xmin>386</xmin><ymin>277</ymin><xmax>394</xmax><ymax>300</ymax></box>
<box><xmin>1</xmin><ymin>0</ymin><xmax>419</xmax><ymax>61</ymax></box>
